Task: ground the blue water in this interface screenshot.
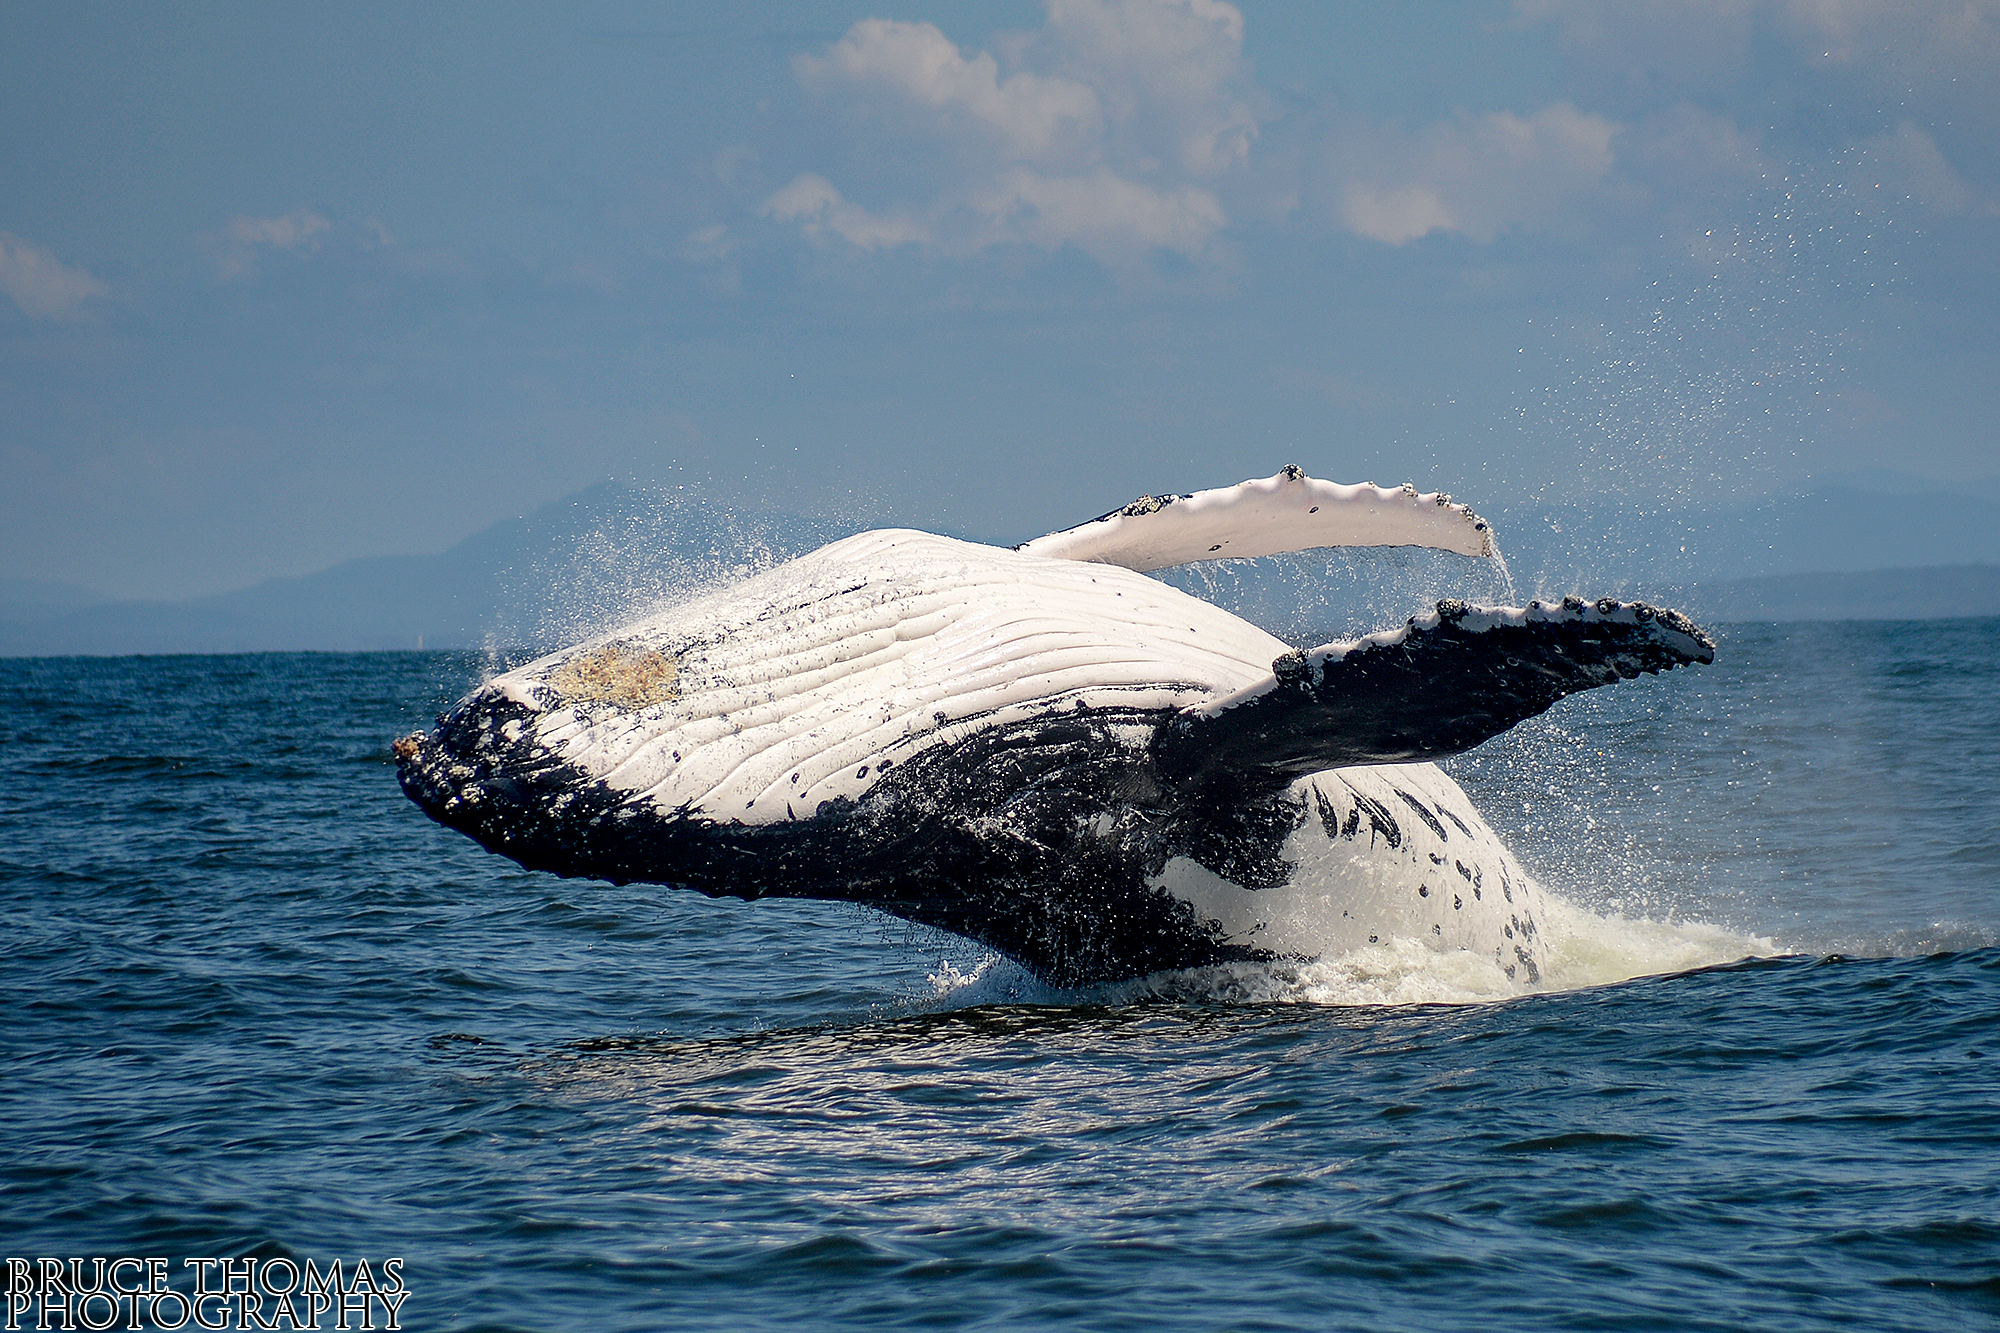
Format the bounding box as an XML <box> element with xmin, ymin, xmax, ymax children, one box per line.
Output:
<box><xmin>3</xmin><ymin>619</ymin><xmax>1998</xmax><ymax>1331</ymax></box>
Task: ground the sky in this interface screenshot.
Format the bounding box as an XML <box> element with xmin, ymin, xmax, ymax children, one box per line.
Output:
<box><xmin>2</xmin><ymin>0</ymin><xmax>1995</xmax><ymax>601</ymax></box>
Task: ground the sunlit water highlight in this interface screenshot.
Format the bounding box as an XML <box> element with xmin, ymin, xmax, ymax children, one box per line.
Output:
<box><xmin>3</xmin><ymin>617</ymin><xmax>1997</xmax><ymax>1330</ymax></box>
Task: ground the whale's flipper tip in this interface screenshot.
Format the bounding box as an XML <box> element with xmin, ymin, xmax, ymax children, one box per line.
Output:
<box><xmin>1156</xmin><ymin>598</ymin><xmax>1715</xmax><ymax>788</ymax></box>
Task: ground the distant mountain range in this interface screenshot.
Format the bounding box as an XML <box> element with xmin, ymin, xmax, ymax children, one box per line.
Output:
<box><xmin>0</xmin><ymin>483</ymin><xmax>845</xmax><ymax>658</ymax></box>
<box><xmin>1476</xmin><ymin>474</ymin><xmax>2000</xmax><ymax>592</ymax></box>
<box><xmin>1659</xmin><ymin>565</ymin><xmax>2000</xmax><ymax>625</ymax></box>
<box><xmin>4</xmin><ymin>475</ymin><xmax>1997</xmax><ymax>657</ymax></box>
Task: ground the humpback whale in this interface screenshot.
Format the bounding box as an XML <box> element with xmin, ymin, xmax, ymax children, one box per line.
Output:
<box><xmin>397</xmin><ymin>468</ymin><xmax>1714</xmax><ymax>987</ymax></box>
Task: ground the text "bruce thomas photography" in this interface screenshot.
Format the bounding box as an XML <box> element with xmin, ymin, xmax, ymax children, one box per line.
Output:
<box><xmin>5</xmin><ymin>1257</ymin><xmax>408</xmax><ymax>1330</ymax></box>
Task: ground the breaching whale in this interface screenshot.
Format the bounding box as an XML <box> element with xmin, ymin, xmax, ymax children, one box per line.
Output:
<box><xmin>397</xmin><ymin>467</ymin><xmax>1714</xmax><ymax>987</ymax></box>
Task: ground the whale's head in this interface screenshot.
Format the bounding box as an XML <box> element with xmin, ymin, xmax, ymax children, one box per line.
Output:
<box><xmin>394</xmin><ymin>637</ymin><xmax>702</xmax><ymax>884</ymax></box>
<box><xmin>395</xmin><ymin>670</ymin><xmax>617</xmax><ymax>879</ymax></box>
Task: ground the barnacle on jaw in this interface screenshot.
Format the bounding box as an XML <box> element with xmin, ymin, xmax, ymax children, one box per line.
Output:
<box><xmin>550</xmin><ymin>644</ymin><xmax>681</xmax><ymax>707</ymax></box>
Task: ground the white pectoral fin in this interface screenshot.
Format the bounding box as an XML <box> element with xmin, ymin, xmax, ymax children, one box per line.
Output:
<box><xmin>1152</xmin><ymin>597</ymin><xmax>1717</xmax><ymax>788</ymax></box>
<box><xmin>1014</xmin><ymin>465</ymin><xmax>1494</xmax><ymax>571</ymax></box>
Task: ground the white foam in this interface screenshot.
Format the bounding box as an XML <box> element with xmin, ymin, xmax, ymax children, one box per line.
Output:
<box><xmin>1533</xmin><ymin>894</ymin><xmax>1778</xmax><ymax>992</ymax></box>
<box><xmin>910</xmin><ymin>890</ymin><xmax>1776</xmax><ymax>1012</ymax></box>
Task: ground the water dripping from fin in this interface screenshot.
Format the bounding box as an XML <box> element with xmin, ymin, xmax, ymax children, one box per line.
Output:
<box><xmin>1487</xmin><ymin>534</ymin><xmax>1517</xmax><ymax>605</ymax></box>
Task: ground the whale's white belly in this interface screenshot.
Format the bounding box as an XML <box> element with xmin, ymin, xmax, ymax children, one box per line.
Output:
<box><xmin>1151</xmin><ymin>762</ymin><xmax>1546</xmax><ymax>979</ymax></box>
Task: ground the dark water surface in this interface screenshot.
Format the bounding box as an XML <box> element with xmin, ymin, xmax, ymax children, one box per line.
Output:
<box><xmin>4</xmin><ymin>620</ymin><xmax>1998</xmax><ymax>1331</ymax></box>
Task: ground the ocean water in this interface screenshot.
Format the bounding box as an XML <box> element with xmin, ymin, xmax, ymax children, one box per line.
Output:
<box><xmin>3</xmin><ymin>618</ymin><xmax>1998</xmax><ymax>1331</ymax></box>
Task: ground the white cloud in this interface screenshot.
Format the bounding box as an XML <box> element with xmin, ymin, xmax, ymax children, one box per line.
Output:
<box><xmin>0</xmin><ymin>232</ymin><xmax>107</xmax><ymax>319</ymax></box>
<box><xmin>762</xmin><ymin>173</ymin><xmax>932</xmax><ymax>249</ymax></box>
<box><xmin>765</xmin><ymin>0</ymin><xmax>1256</xmax><ymax>266</ymax></box>
<box><xmin>677</xmin><ymin>223</ymin><xmax>745</xmax><ymax>293</ymax></box>
<box><xmin>678</xmin><ymin>223</ymin><xmax>742</xmax><ymax>263</ymax></box>
<box><xmin>795</xmin><ymin>19</ymin><xmax>1101</xmax><ymax>161</ymax></box>
<box><xmin>1340</xmin><ymin>187</ymin><xmax>1455</xmax><ymax>248</ymax></box>
<box><xmin>1337</xmin><ymin>104</ymin><xmax>1619</xmax><ymax>245</ymax></box>
<box><xmin>1779</xmin><ymin>0</ymin><xmax>2000</xmax><ymax>77</ymax></box>
<box><xmin>1850</xmin><ymin>121</ymin><xmax>1974</xmax><ymax>214</ymax></box>
<box><xmin>1619</xmin><ymin>103</ymin><xmax>1766</xmax><ymax>183</ymax></box>
<box><xmin>974</xmin><ymin>166</ymin><xmax>1226</xmax><ymax>256</ymax></box>
<box><xmin>1043</xmin><ymin>0</ymin><xmax>1257</xmax><ymax>175</ymax></box>
<box><xmin>1325</xmin><ymin>100</ymin><xmax>1786</xmax><ymax>247</ymax></box>
<box><xmin>1519</xmin><ymin>0</ymin><xmax>2000</xmax><ymax>75</ymax></box>
<box><xmin>1517</xmin><ymin>0</ymin><xmax>2000</xmax><ymax>124</ymax></box>
<box><xmin>1513</xmin><ymin>0</ymin><xmax>1759</xmax><ymax>93</ymax></box>
<box><xmin>211</xmin><ymin>209</ymin><xmax>331</xmax><ymax>279</ymax></box>
<box><xmin>1510</xmin><ymin>0</ymin><xmax>1997</xmax><ymax>224</ymax></box>
<box><xmin>226</xmin><ymin>211</ymin><xmax>330</xmax><ymax>250</ymax></box>
<box><xmin>768</xmin><ymin>0</ymin><xmax>1977</xmax><ymax>266</ymax></box>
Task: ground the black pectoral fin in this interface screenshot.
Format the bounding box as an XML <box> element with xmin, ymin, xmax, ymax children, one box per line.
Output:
<box><xmin>1154</xmin><ymin>597</ymin><xmax>1715</xmax><ymax>788</ymax></box>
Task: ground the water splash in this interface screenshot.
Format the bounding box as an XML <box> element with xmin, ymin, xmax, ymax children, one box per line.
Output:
<box><xmin>1150</xmin><ymin>544</ymin><xmax>1518</xmax><ymax>649</ymax></box>
<box><xmin>912</xmin><ymin>893</ymin><xmax>1776</xmax><ymax>1012</ymax></box>
<box><xmin>1487</xmin><ymin>533</ymin><xmax>1518</xmax><ymax>605</ymax></box>
<box><xmin>476</xmin><ymin>481</ymin><xmax>861</xmax><ymax>674</ymax></box>
<box><xmin>1485</xmin><ymin>148</ymin><xmax>1927</xmax><ymax>593</ymax></box>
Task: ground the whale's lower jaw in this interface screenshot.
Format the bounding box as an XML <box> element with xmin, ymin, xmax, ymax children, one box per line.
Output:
<box><xmin>399</xmin><ymin>698</ymin><xmax>1544</xmax><ymax>988</ymax></box>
